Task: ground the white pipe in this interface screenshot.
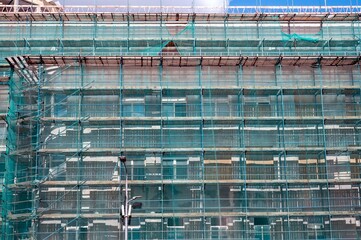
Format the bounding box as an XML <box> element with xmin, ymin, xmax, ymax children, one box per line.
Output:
<box><xmin>14</xmin><ymin>0</ymin><xmax>19</xmax><ymax>13</ymax></box>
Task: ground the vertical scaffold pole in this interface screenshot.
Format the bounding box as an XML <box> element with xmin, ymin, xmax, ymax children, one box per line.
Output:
<box><xmin>31</xmin><ymin>63</ymin><xmax>44</xmax><ymax>240</ymax></box>
<box><xmin>92</xmin><ymin>14</ymin><xmax>97</xmax><ymax>56</ymax></box>
<box><xmin>118</xmin><ymin>57</ymin><xmax>124</xmax><ymax>238</ymax></box>
<box><xmin>192</xmin><ymin>15</ymin><xmax>196</xmax><ymax>55</ymax></box>
<box><xmin>237</xmin><ymin>61</ymin><xmax>248</xmax><ymax>239</ymax></box>
<box><xmin>197</xmin><ymin>58</ymin><xmax>207</xmax><ymax>239</ymax></box>
<box><xmin>14</xmin><ymin>0</ymin><xmax>19</xmax><ymax>13</ymax></box>
<box><xmin>276</xmin><ymin>62</ymin><xmax>292</xmax><ymax>240</ymax></box>
<box><xmin>75</xmin><ymin>60</ymin><xmax>85</xmax><ymax>240</ymax></box>
<box><xmin>316</xmin><ymin>58</ymin><xmax>334</xmax><ymax>239</ymax></box>
<box><xmin>2</xmin><ymin>67</ymin><xmax>15</xmax><ymax>240</ymax></box>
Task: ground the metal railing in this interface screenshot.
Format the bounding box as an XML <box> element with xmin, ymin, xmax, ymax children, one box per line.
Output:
<box><xmin>0</xmin><ymin>5</ymin><xmax>360</xmax><ymax>14</ymax></box>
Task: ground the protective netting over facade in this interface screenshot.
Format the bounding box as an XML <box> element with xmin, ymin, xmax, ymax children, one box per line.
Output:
<box><xmin>0</xmin><ymin>10</ymin><xmax>361</xmax><ymax>240</ymax></box>
<box><xmin>0</xmin><ymin>13</ymin><xmax>359</xmax><ymax>63</ymax></box>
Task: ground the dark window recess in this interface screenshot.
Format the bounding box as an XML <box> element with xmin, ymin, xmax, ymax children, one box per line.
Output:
<box><xmin>254</xmin><ymin>217</ymin><xmax>269</xmax><ymax>225</ymax></box>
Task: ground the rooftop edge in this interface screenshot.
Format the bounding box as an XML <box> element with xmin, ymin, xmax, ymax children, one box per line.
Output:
<box><xmin>0</xmin><ymin>5</ymin><xmax>360</xmax><ymax>14</ymax></box>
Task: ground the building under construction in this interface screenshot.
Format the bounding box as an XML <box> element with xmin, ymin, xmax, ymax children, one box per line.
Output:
<box><xmin>0</xmin><ymin>2</ymin><xmax>361</xmax><ymax>239</ymax></box>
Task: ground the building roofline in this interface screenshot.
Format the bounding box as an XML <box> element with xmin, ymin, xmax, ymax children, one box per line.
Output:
<box><xmin>0</xmin><ymin>4</ymin><xmax>360</xmax><ymax>14</ymax></box>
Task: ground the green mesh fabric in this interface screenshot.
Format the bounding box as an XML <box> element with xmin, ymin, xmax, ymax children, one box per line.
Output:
<box><xmin>281</xmin><ymin>32</ymin><xmax>320</xmax><ymax>42</ymax></box>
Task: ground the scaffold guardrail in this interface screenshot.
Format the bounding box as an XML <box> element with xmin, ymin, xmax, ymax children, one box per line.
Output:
<box><xmin>0</xmin><ymin>5</ymin><xmax>360</xmax><ymax>14</ymax></box>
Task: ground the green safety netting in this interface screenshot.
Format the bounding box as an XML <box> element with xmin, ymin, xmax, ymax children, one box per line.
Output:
<box><xmin>1</xmin><ymin>16</ymin><xmax>361</xmax><ymax>240</ymax></box>
<box><xmin>132</xmin><ymin>21</ymin><xmax>194</xmax><ymax>55</ymax></box>
<box><xmin>281</xmin><ymin>32</ymin><xmax>320</xmax><ymax>43</ymax></box>
<box><xmin>138</xmin><ymin>19</ymin><xmax>324</xmax><ymax>55</ymax></box>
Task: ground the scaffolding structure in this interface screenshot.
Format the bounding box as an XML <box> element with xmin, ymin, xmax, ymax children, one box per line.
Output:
<box><xmin>0</xmin><ymin>7</ymin><xmax>361</xmax><ymax>240</ymax></box>
<box><xmin>0</xmin><ymin>8</ymin><xmax>359</xmax><ymax>64</ymax></box>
